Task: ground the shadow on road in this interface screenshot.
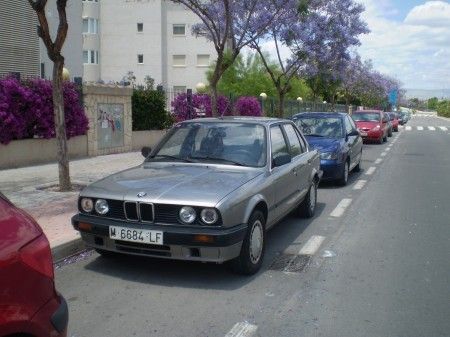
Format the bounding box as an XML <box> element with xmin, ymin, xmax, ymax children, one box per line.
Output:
<box><xmin>83</xmin><ymin>203</ymin><xmax>326</xmax><ymax>290</ymax></box>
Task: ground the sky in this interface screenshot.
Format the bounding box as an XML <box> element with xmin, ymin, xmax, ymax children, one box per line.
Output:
<box><xmin>358</xmin><ymin>0</ymin><xmax>450</xmax><ymax>90</ymax></box>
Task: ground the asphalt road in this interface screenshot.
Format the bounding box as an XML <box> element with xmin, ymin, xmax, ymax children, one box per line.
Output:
<box><xmin>56</xmin><ymin>114</ymin><xmax>450</xmax><ymax>337</ymax></box>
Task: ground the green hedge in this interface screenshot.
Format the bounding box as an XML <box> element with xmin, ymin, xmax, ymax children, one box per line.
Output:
<box><xmin>437</xmin><ymin>100</ymin><xmax>450</xmax><ymax>118</ymax></box>
<box><xmin>132</xmin><ymin>89</ymin><xmax>174</xmax><ymax>130</ymax></box>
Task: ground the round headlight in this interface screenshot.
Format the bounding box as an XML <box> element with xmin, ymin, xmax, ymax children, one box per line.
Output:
<box><xmin>200</xmin><ymin>208</ymin><xmax>218</xmax><ymax>225</ymax></box>
<box><xmin>80</xmin><ymin>198</ymin><xmax>93</xmax><ymax>213</ymax></box>
<box><xmin>179</xmin><ymin>206</ymin><xmax>196</xmax><ymax>224</ymax></box>
<box><xmin>95</xmin><ymin>199</ymin><xmax>109</xmax><ymax>215</ymax></box>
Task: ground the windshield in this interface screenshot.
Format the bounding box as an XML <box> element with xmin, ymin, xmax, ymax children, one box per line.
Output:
<box><xmin>294</xmin><ymin>117</ymin><xmax>344</xmax><ymax>138</ymax></box>
<box><xmin>148</xmin><ymin>122</ymin><xmax>267</xmax><ymax>167</ymax></box>
<box><xmin>352</xmin><ymin>113</ymin><xmax>381</xmax><ymax>122</ymax></box>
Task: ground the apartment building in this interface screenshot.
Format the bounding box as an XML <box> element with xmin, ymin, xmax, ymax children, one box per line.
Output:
<box><xmin>84</xmin><ymin>0</ymin><xmax>215</xmax><ymax>91</ymax></box>
<box><xmin>0</xmin><ymin>0</ymin><xmax>39</xmax><ymax>77</ymax></box>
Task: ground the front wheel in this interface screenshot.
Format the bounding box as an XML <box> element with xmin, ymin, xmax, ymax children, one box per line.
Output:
<box><xmin>298</xmin><ymin>181</ymin><xmax>317</xmax><ymax>218</ymax></box>
<box><xmin>337</xmin><ymin>161</ymin><xmax>349</xmax><ymax>186</ymax></box>
<box><xmin>229</xmin><ymin>211</ymin><xmax>266</xmax><ymax>275</ymax></box>
<box><xmin>354</xmin><ymin>151</ymin><xmax>362</xmax><ymax>172</ymax></box>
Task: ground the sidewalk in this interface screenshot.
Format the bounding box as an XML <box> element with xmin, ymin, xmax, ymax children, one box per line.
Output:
<box><xmin>0</xmin><ymin>151</ymin><xmax>143</xmax><ymax>260</ymax></box>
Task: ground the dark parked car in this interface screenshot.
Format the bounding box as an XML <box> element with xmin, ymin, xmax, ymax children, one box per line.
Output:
<box><xmin>0</xmin><ymin>192</ymin><xmax>68</xmax><ymax>337</ymax></box>
<box><xmin>72</xmin><ymin>118</ymin><xmax>322</xmax><ymax>275</ymax></box>
<box><xmin>352</xmin><ymin>110</ymin><xmax>389</xmax><ymax>144</ymax></box>
<box><xmin>292</xmin><ymin>112</ymin><xmax>363</xmax><ymax>186</ymax></box>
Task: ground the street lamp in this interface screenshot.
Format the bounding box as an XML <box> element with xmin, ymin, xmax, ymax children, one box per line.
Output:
<box><xmin>196</xmin><ymin>82</ymin><xmax>206</xmax><ymax>93</ymax></box>
<box><xmin>260</xmin><ymin>92</ymin><xmax>267</xmax><ymax>100</ymax></box>
<box><xmin>323</xmin><ymin>100</ymin><xmax>327</xmax><ymax>104</ymax></box>
<box><xmin>62</xmin><ymin>67</ymin><xmax>70</xmax><ymax>81</ymax></box>
<box><xmin>297</xmin><ymin>97</ymin><xmax>303</xmax><ymax>102</ymax></box>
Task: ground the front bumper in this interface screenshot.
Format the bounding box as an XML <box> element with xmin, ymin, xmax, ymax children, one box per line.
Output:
<box><xmin>320</xmin><ymin>160</ymin><xmax>345</xmax><ymax>180</ymax></box>
<box><xmin>30</xmin><ymin>294</ymin><xmax>68</xmax><ymax>337</ymax></box>
<box><xmin>72</xmin><ymin>214</ymin><xmax>247</xmax><ymax>263</ymax></box>
<box><xmin>359</xmin><ymin>129</ymin><xmax>383</xmax><ymax>141</ymax></box>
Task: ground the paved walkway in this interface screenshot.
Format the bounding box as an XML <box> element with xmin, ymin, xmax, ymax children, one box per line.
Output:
<box><xmin>0</xmin><ymin>152</ymin><xmax>143</xmax><ymax>250</ymax></box>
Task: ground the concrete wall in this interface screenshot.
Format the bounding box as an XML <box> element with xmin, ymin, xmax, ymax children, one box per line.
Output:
<box><xmin>132</xmin><ymin>130</ymin><xmax>167</xmax><ymax>151</ymax></box>
<box><xmin>0</xmin><ymin>136</ymin><xmax>87</xmax><ymax>169</ymax></box>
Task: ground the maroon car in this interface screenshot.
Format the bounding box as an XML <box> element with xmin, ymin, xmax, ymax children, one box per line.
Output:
<box><xmin>0</xmin><ymin>192</ymin><xmax>68</xmax><ymax>337</ymax></box>
<box><xmin>351</xmin><ymin>110</ymin><xmax>389</xmax><ymax>144</ymax></box>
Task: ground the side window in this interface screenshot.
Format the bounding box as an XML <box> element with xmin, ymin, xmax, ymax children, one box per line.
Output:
<box><xmin>295</xmin><ymin>128</ymin><xmax>307</xmax><ymax>152</ymax></box>
<box><xmin>344</xmin><ymin>117</ymin><xmax>353</xmax><ymax>134</ymax></box>
<box><xmin>283</xmin><ymin>124</ymin><xmax>303</xmax><ymax>157</ymax></box>
<box><xmin>270</xmin><ymin>126</ymin><xmax>289</xmax><ymax>158</ymax></box>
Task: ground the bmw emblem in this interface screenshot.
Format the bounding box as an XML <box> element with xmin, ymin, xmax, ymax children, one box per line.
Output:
<box><xmin>137</xmin><ymin>192</ymin><xmax>147</xmax><ymax>198</ymax></box>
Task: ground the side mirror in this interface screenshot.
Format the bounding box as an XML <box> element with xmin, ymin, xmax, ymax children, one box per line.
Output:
<box><xmin>348</xmin><ymin>129</ymin><xmax>360</xmax><ymax>137</ymax></box>
<box><xmin>382</xmin><ymin>117</ymin><xmax>388</xmax><ymax>123</ymax></box>
<box><xmin>141</xmin><ymin>146</ymin><xmax>152</xmax><ymax>158</ymax></box>
<box><xmin>272</xmin><ymin>153</ymin><xmax>292</xmax><ymax>168</ymax></box>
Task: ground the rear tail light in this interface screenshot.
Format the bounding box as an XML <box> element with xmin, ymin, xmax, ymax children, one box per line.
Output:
<box><xmin>20</xmin><ymin>234</ymin><xmax>54</xmax><ymax>279</ymax></box>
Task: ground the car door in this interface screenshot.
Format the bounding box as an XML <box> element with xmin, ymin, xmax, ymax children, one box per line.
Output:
<box><xmin>269</xmin><ymin>125</ymin><xmax>298</xmax><ymax>221</ymax></box>
<box><xmin>282</xmin><ymin>123</ymin><xmax>310</xmax><ymax>202</ymax></box>
<box><xmin>345</xmin><ymin>116</ymin><xmax>362</xmax><ymax>169</ymax></box>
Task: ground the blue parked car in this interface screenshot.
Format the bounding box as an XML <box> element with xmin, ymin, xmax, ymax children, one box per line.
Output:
<box><xmin>292</xmin><ymin>112</ymin><xmax>363</xmax><ymax>185</ymax></box>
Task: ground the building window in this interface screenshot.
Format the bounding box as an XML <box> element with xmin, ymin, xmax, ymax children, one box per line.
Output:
<box><xmin>137</xmin><ymin>23</ymin><xmax>143</xmax><ymax>32</ymax></box>
<box><xmin>173</xmin><ymin>55</ymin><xmax>186</xmax><ymax>67</ymax></box>
<box><xmin>197</xmin><ymin>54</ymin><xmax>210</xmax><ymax>67</ymax></box>
<box><xmin>173</xmin><ymin>86</ymin><xmax>186</xmax><ymax>94</ymax></box>
<box><xmin>138</xmin><ymin>54</ymin><xmax>144</xmax><ymax>64</ymax></box>
<box><xmin>173</xmin><ymin>24</ymin><xmax>186</xmax><ymax>36</ymax></box>
<box><xmin>83</xmin><ymin>50</ymin><xmax>99</xmax><ymax>64</ymax></box>
<box><xmin>40</xmin><ymin>63</ymin><xmax>45</xmax><ymax>79</ymax></box>
<box><xmin>82</xmin><ymin>18</ymin><xmax>98</xmax><ymax>34</ymax></box>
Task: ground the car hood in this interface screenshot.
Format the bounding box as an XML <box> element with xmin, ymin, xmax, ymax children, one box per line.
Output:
<box><xmin>354</xmin><ymin>121</ymin><xmax>380</xmax><ymax>130</ymax></box>
<box><xmin>81</xmin><ymin>163</ymin><xmax>264</xmax><ymax>207</ymax></box>
<box><xmin>306</xmin><ymin>137</ymin><xmax>342</xmax><ymax>153</ymax></box>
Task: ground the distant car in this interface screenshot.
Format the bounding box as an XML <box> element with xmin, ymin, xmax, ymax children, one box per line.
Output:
<box><xmin>72</xmin><ymin>117</ymin><xmax>322</xmax><ymax>275</ymax></box>
<box><xmin>0</xmin><ymin>192</ymin><xmax>68</xmax><ymax>337</ymax></box>
<box><xmin>385</xmin><ymin>112</ymin><xmax>393</xmax><ymax>137</ymax></box>
<box><xmin>292</xmin><ymin>112</ymin><xmax>363</xmax><ymax>186</ymax></box>
<box><xmin>388</xmin><ymin>112</ymin><xmax>399</xmax><ymax>132</ymax></box>
<box><xmin>397</xmin><ymin>112</ymin><xmax>407</xmax><ymax>125</ymax></box>
<box><xmin>352</xmin><ymin>110</ymin><xmax>389</xmax><ymax>144</ymax></box>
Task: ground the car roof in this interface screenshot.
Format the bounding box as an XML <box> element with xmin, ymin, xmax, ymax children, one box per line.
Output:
<box><xmin>180</xmin><ymin>116</ymin><xmax>287</xmax><ymax>126</ymax></box>
<box><xmin>354</xmin><ymin>110</ymin><xmax>382</xmax><ymax>113</ymax></box>
<box><xmin>291</xmin><ymin>112</ymin><xmax>347</xmax><ymax>119</ymax></box>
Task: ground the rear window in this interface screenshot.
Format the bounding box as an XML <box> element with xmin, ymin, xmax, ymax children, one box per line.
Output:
<box><xmin>352</xmin><ymin>113</ymin><xmax>381</xmax><ymax>122</ymax></box>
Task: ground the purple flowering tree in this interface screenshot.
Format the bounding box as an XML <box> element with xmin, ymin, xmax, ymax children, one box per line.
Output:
<box><xmin>28</xmin><ymin>0</ymin><xmax>72</xmax><ymax>190</ymax></box>
<box><xmin>169</xmin><ymin>0</ymin><xmax>291</xmax><ymax>116</ymax></box>
<box><xmin>250</xmin><ymin>0</ymin><xmax>369</xmax><ymax>116</ymax></box>
<box><xmin>234</xmin><ymin>97</ymin><xmax>262</xmax><ymax>116</ymax></box>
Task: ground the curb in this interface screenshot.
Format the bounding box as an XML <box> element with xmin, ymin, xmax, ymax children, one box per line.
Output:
<box><xmin>52</xmin><ymin>238</ymin><xmax>86</xmax><ymax>263</ymax></box>
<box><xmin>436</xmin><ymin>115</ymin><xmax>450</xmax><ymax>122</ymax></box>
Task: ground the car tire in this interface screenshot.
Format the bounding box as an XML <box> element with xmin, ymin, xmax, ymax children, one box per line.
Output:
<box><xmin>383</xmin><ymin>133</ymin><xmax>388</xmax><ymax>142</ymax></box>
<box><xmin>354</xmin><ymin>151</ymin><xmax>362</xmax><ymax>172</ymax></box>
<box><xmin>337</xmin><ymin>161</ymin><xmax>349</xmax><ymax>186</ymax></box>
<box><xmin>298</xmin><ymin>181</ymin><xmax>317</xmax><ymax>218</ymax></box>
<box><xmin>388</xmin><ymin>129</ymin><xmax>393</xmax><ymax>137</ymax></box>
<box><xmin>95</xmin><ymin>248</ymin><xmax>118</xmax><ymax>258</ymax></box>
<box><xmin>229</xmin><ymin>210</ymin><xmax>266</xmax><ymax>275</ymax></box>
<box><xmin>394</xmin><ymin>127</ymin><xmax>398</xmax><ymax>132</ymax></box>
<box><xmin>377</xmin><ymin>135</ymin><xmax>383</xmax><ymax>144</ymax></box>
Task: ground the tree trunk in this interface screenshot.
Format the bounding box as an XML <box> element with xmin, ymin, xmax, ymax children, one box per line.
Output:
<box><xmin>277</xmin><ymin>91</ymin><xmax>285</xmax><ymax>118</ymax></box>
<box><xmin>210</xmin><ymin>80</ymin><xmax>219</xmax><ymax>117</ymax></box>
<box><xmin>53</xmin><ymin>57</ymin><xmax>71</xmax><ymax>191</ymax></box>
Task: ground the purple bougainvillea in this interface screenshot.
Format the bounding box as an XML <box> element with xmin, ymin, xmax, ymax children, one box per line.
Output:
<box><xmin>234</xmin><ymin>96</ymin><xmax>262</xmax><ymax>116</ymax></box>
<box><xmin>171</xmin><ymin>93</ymin><xmax>230</xmax><ymax>121</ymax></box>
<box><xmin>0</xmin><ymin>76</ymin><xmax>88</xmax><ymax>144</ymax></box>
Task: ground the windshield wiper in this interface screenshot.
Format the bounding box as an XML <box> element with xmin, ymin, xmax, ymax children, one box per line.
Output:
<box><xmin>189</xmin><ymin>155</ymin><xmax>245</xmax><ymax>166</ymax></box>
<box><xmin>149</xmin><ymin>155</ymin><xmax>195</xmax><ymax>163</ymax></box>
<box><xmin>307</xmin><ymin>134</ymin><xmax>325</xmax><ymax>137</ymax></box>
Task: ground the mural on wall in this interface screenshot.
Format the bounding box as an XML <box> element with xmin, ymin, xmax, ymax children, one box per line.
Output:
<box><xmin>97</xmin><ymin>103</ymin><xmax>124</xmax><ymax>149</ymax></box>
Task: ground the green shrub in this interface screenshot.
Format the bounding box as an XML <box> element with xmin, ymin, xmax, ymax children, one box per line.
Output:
<box><xmin>437</xmin><ymin>100</ymin><xmax>450</xmax><ymax>118</ymax></box>
<box><xmin>132</xmin><ymin>89</ymin><xmax>173</xmax><ymax>130</ymax></box>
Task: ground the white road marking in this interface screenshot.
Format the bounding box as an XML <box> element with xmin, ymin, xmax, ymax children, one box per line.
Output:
<box><xmin>330</xmin><ymin>198</ymin><xmax>352</xmax><ymax>218</ymax></box>
<box><xmin>381</xmin><ymin>152</ymin><xmax>387</xmax><ymax>157</ymax></box>
<box><xmin>439</xmin><ymin>126</ymin><xmax>448</xmax><ymax>131</ymax></box>
<box><xmin>428</xmin><ymin>126</ymin><xmax>436</xmax><ymax>131</ymax></box>
<box><xmin>353</xmin><ymin>180</ymin><xmax>367</xmax><ymax>190</ymax></box>
<box><xmin>225</xmin><ymin>322</ymin><xmax>258</xmax><ymax>337</ymax></box>
<box><xmin>417</xmin><ymin>126</ymin><xmax>424</xmax><ymax>130</ymax></box>
<box><xmin>366</xmin><ymin>166</ymin><xmax>376</xmax><ymax>175</ymax></box>
<box><xmin>406</xmin><ymin>126</ymin><xmax>412</xmax><ymax>131</ymax></box>
<box><xmin>298</xmin><ymin>235</ymin><xmax>325</xmax><ymax>255</ymax></box>
<box><xmin>374</xmin><ymin>158</ymin><xmax>383</xmax><ymax>164</ymax></box>
<box><xmin>386</xmin><ymin>147</ymin><xmax>391</xmax><ymax>151</ymax></box>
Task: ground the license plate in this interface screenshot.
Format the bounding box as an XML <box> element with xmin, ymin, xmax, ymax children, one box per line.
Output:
<box><xmin>360</xmin><ymin>132</ymin><xmax>367</xmax><ymax>136</ymax></box>
<box><xmin>109</xmin><ymin>226</ymin><xmax>163</xmax><ymax>245</ymax></box>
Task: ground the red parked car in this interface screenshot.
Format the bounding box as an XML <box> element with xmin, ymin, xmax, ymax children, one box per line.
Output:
<box><xmin>351</xmin><ymin>110</ymin><xmax>389</xmax><ymax>144</ymax></box>
<box><xmin>0</xmin><ymin>192</ymin><xmax>68</xmax><ymax>337</ymax></box>
<box><xmin>387</xmin><ymin>112</ymin><xmax>399</xmax><ymax>132</ymax></box>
